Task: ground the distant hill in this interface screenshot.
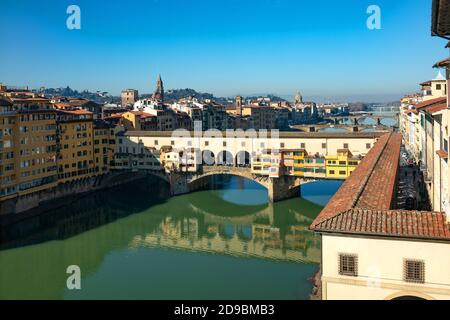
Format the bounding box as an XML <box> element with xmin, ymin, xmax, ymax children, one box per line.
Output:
<box><xmin>141</xmin><ymin>89</ymin><xmax>287</xmax><ymax>104</ymax></box>
<box><xmin>244</xmin><ymin>94</ymin><xmax>287</xmax><ymax>102</ymax></box>
<box><xmin>37</xmin><ymin>86</ymin><xmax>288</xmax><ymax>105</ymax></box>
<box><xmin>38</xmin><ymin>86</ymin><xmax>118</xmax><ymax>104</ymax></box>
<box><xmin>167</xmin><ymin>88</ymin><xmax>215</xmax><ymax>101</ymax></box>
<box><xmin>141</xmin><ymin>88</ymin><xmax>226</xmax><ymax>102</ymax></box>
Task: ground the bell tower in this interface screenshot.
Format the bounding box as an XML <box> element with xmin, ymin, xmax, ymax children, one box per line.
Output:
<box><xmin>236</xmin><ymin>95</ymin><xmax>243</xmax><ymax>117</ymax></box>
<box><xmin>153</xmin><ymin>74</ymin><xmax>164</xmax><ymax>102</ymax></box>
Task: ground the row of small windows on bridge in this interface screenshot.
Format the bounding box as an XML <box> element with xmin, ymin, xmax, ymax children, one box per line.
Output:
<box><xmin>327</xmin><ymin>160</ymin><xmax>359</xmax><ymax>166</ymax></box>
<box><xmin>339</xmin><ymin>253</ymin><xmax>425</xmax><ymax>284</ymax></box>
<box><xmin>152</xmin><ymin>140</ymin><xmax>372</xmax><ymax>150</ymax></box>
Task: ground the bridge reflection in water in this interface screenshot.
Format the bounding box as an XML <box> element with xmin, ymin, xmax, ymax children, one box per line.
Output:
<box><xmin>0</xmin><ymin>175</ymin><xmax>341</xmax><ymax>299</ymax></box>
<box><xmin>129</xmin><ymin>195</ymin><xmax>321</xmax><ymax>264</ymax></box>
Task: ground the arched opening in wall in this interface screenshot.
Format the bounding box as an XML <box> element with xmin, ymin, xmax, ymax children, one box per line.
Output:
<box><xmin>187</xmin><ymin>175</ymin><xmax>269</xmax><ymax>209</ymax></box>
<box><xmin>219</xmin><ymin>224</ymin><xmax>236</xmax><ymax>239</ymax></box>
<box><xmin>236</xmin><ymin>151</ymin><xmax>251</xmax><ymax>167</ymax></box>
<box><xmin>202</xmin><ymin>150</ymin><xmax>215</xmax><ymax>166</ymax></box>
<box><xmin>391</xmin><ymin>296</ymin><xmax>427</xmax><ymax>301</ymax></box>
<box><xmin>380</xmin><ymin>117</ymin><xmax>397</xmax><ymax>127</ymax></box>
<box><xmin>237</xmin><ymin>225</ymin><xmax>253</xmax><ymax>241</ymax></box>
<box><xmin>361</xmin><ymin>117</ymin><xmax>377</xmax><ymax>125</ymax></box>
<box><xmin>217</xmin><ymin>151</ymin><xmax>234</xmax><ymax>166</ymax></box>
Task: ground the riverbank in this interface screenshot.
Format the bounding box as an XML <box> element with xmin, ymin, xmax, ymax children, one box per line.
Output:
<box><xmin>309</xmin><ymin>267</ymin><xmax>322</xmax><ymax>300</ymax></box>
<box><xmin>0</xmin><ymin>170</ymin><xmax>149</xmax><ymax>218</ymax></box>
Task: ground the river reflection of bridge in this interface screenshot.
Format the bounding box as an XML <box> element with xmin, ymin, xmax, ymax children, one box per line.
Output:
<box><xmin>129</xmin><ymin>191</ymin><xmax>321</xmax><ymax>264</ymax></box>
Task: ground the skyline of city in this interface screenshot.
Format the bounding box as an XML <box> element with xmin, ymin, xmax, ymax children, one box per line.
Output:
<box><xmin>0</xmin><ymin>0</ymin><xmax>448</xmax><ymax>102</ymax></box>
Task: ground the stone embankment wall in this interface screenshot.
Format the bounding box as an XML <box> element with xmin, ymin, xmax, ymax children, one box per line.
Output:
<box><xmin>0</xmin><ymin>171</ymin><xmax>147</xmax><ymax>216</ymax></box>
<box><xmin>309</xmin><ymin>268</ymin><xmax>322</xmax><ymax>300</ymax></box>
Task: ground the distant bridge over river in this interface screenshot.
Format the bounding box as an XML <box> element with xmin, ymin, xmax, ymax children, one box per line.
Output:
<box><xmin>327</xmin><ymin>113</ymin><xmax>399</xmax><ymax>126</ymax></box>
<box><xmin>291</xmin><ymin>124</ymin><xmax>392</xmax><ymax>133</ymax></box>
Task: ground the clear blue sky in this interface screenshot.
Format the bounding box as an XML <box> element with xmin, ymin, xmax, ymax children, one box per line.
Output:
<box><xmin>0</xmin><ymin>0</ymin><xmax>448</xmax><ymax>101</ymax></box>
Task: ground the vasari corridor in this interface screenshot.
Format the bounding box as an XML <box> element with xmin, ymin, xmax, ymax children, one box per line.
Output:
<box><xmin>0</xmin><ymin>0</ymin><xmax>450</xmax><ymax>314</ymax></box>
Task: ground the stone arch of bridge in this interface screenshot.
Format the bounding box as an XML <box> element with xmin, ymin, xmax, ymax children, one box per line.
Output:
<box><xmin>143</xmin><ymin>170</ymin><xmax>170</xmax><ymax>184</ymax></box>
<box><xmin>235</xmin><ymin>151</ymin><xmax>251</xmax><ymax>166</ymax></box>
<box><xmin>202</xmin><ymin>150</ymin><xmax>216</xmax><ymax>165</ymax></box>
<box><xmin>188</xmin><ymin>171</ymin><xmax>269</xmax><ymax>190</ymax></box>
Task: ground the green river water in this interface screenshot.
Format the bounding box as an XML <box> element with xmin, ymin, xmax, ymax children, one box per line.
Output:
<box><xmin>0</xmin><ymin>176</ymin><xmax>342</xmax><ymax>300</ymax></box>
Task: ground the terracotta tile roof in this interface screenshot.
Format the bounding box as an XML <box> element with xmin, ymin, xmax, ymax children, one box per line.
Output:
<box><xmin>54</xmin><ymin>102</ymin><xmax>73</xmax><ymax>109</ymax></box>
<box><xmin>313</xmin><ymin>209</ymin><xmax>450</xmax><ymax>241</ymax></box>
<box><xmin>311</xmin><ymin>133</ymin><xmax>394</xmax><ymax>227</ymax></box>
<box><xmin>436</xmin><ymin>149</ymin><xmax>449</xmax><ymax>159</ymax></box>
<box><xmin>6</xmin><ymin>91</ymin><xmax>34</xmax><ymax>95</ymax></box>
<box><xmin>140</xmin><ymin>114</ymin><xmax>156</xmax><ymax>119</ymax></box>
<box><xmin>58</xmin><ymin>109</ymin><xmax>93</xmax><ymax>115</ymax></box>
<box><xmin>354</xmin><ymin>133</ymin><xmax>401</xmax><ymax>210</ymax></box>
<box><xmin>310</xmin><ymin>132</ymin><xmax>450</xmax><ymax>241</ymax></box>
<box><xmin>128</xmin><ymin>111</ymin><xmax>156</xmax><ymax>118</ymax></box>
<box><xmin>415</xmin><ymin>97</ymin><xmax>446</xmax><ymax>109</ymax></box>
<box><xmin>426</xmin><ymin>102</ymin><xmax>447</xmax><ymax>114</ymax></box>
<box><xmin>433</xmin><ymin>57</ymin><xmax>450</xmax><ymax>68</ymax></box>
<box><xmin>105</xmin><ymin>113</ymin><xmax>124</xmax><ymax>118</ymax></box>
<box><xmin>125</xmin><ymin>131</ymin><xmax>385</xmax><ymax>139</ymax></box>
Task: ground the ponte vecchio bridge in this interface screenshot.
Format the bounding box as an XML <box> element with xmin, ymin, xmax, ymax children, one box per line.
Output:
<box><xmin>125</xmin><ymin>131</ymin><xmax>385</xmax><ymax>202</ymax></box>
<box><xmin>291</xmin><ymin>124</ymin><xmax>392</xmax><ymax>132</ymax></box>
